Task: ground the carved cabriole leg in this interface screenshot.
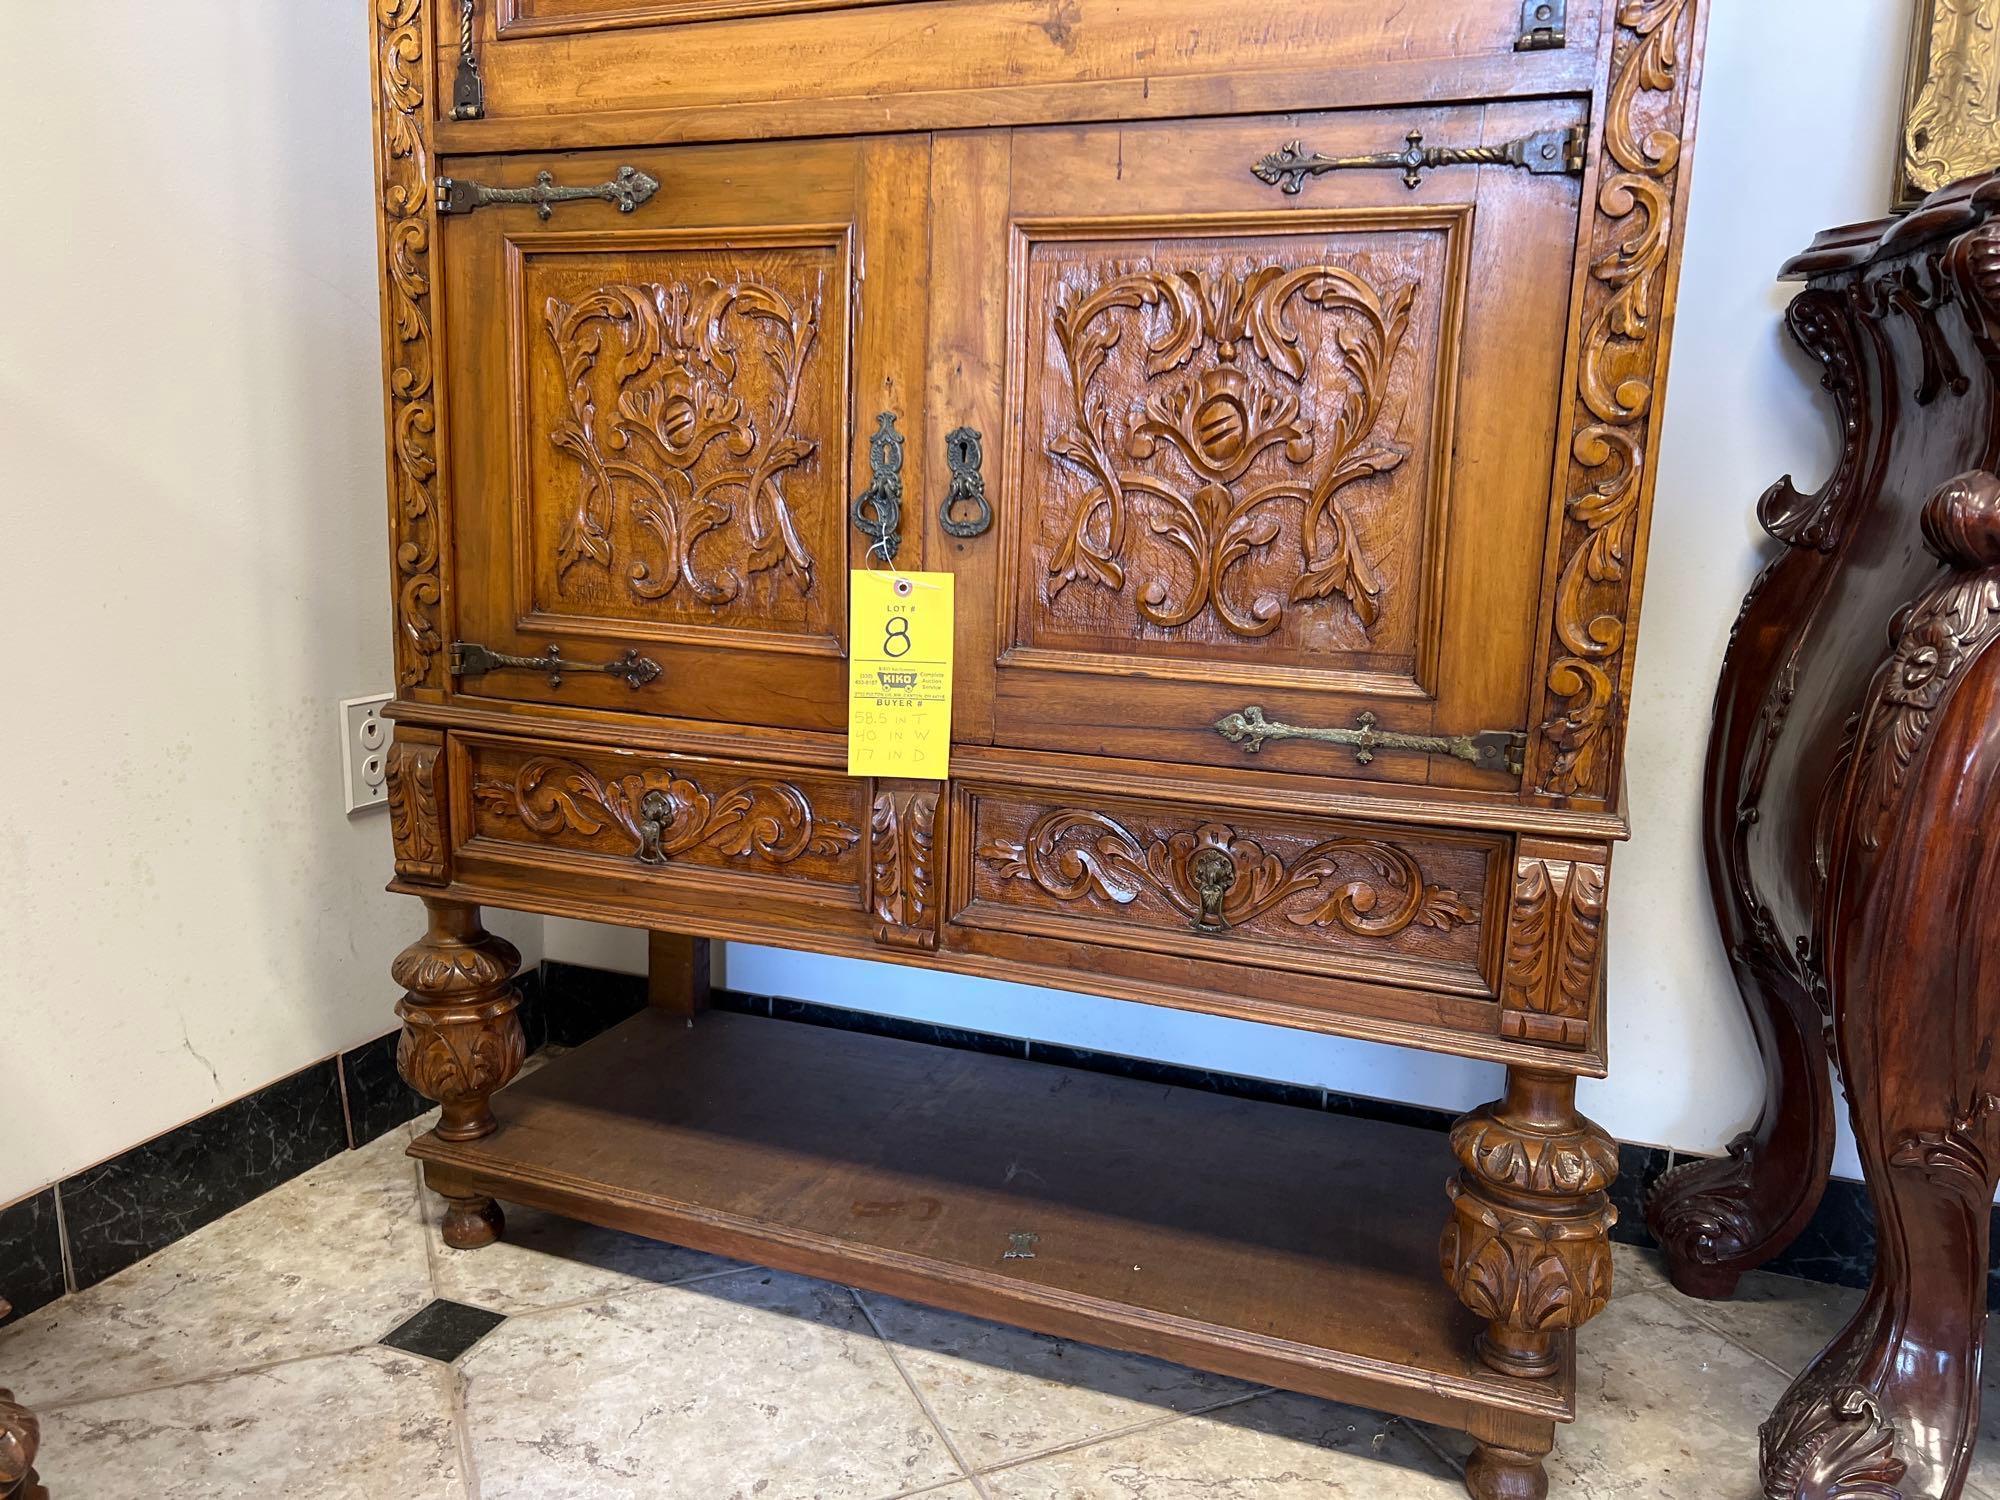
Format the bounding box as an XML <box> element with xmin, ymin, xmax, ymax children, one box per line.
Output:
<box><xmin>1761</xmin><ymin>469</ymin><xmax>2000</xmax><ymax>1500</ymax></box>
<box><xmin>393</xmin><ymin>898</ymin><xmax>525</xmax><ymax>1247</ymax></box>
<box><xmin>1441</xmin><ymin>1069</ymin><xmax>1618</xmax><ymax>1383</ymax></box>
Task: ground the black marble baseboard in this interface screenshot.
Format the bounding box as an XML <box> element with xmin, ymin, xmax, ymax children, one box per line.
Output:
<box><xmin>0</xmin><ymin>958</ymin><xmax>1961</xmax><ymax>1329</ymax></box>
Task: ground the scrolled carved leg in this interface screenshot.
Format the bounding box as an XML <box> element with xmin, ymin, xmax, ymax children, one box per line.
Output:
<box><xmin>1644</xmin><ymin>956</ymin><xmax>1836</xmax><ymax>1301</ymax></box>
<box><xmin>393</xmin><ymin>898</ymin><xmax>525</xmax><ymax>1248</ymax></box>
<box><xmin>1441</xmin><ymin>1069</ymin><xmax>1618</xmax><ymax>1382</ymax></box>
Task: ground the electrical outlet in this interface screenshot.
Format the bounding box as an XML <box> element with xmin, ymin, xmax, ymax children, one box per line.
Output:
<box><xmin>340</xmin><ymin>693</ymin><xmax>394</xmax><ymax>814</ymax></box>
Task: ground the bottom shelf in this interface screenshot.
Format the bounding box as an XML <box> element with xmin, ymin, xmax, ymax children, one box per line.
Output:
<box><xmin>411</xmin><ymin>1009</ymin><xmax>1572</xmax><ymax>1437</ymax></box>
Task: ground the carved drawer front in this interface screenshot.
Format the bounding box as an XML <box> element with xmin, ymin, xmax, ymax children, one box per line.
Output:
<box><xmin>452</xmin><ymin>735</ymin><xmax>870</xmax><ymax>907</ymax></box>
<box><xmin>950</xmin><ymin>784</ymin><xmax>1509</xmax><ymax>999</ymax></box>
<box><xmin>434</xmin><ymin>1</ymin><xmax>1601</xmax><ymax>148</ymax></box>
<box><xmin>948</xmin><ymin>104</ymin><xmax>1586</xmax><ymax>790</ymax></box>
<box><xmin>441</xmin><ymin>136</ymin><xmax>926</xmax><ymax>733</ymax></box>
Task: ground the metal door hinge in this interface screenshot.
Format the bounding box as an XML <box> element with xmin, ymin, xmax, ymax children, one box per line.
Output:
<box><xmin>451</xmin><ymin>641</ymin><xmax>662</xmax><ymax>690</ymax></box>
<box><xmin>1213</xmin><ymin>706</ymin><xmax>1527</xmax><ymax>776</ymax></box>
<box><xmin>451</xmin><ymin>0</ymin><xmax>484</xmax><ymax>120</ymax></box>
<box><xmin>1253</xmin><ymin>126</ymin><xmax>1584</xmax><ymax>194</ymax></box>
<box><xmin>851</xmin><ymin>412</ymin><xmax>907</xmax><ymax>562</ymax></box>
<box><xmin>435</xmin><ymin>166</ymin><xmax>659</xmax><ymax>219</ymax></box>
<box><xmin>1517</xmin><ymin>0</ymin><xmax>1567</xmax><ymax>50</ymax></box>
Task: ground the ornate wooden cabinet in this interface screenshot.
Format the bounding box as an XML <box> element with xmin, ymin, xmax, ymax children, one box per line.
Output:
<box><xmin>369</xmin><ymin>3</ymin><xmax>1709</xmax><ymax>1494</ymax></box>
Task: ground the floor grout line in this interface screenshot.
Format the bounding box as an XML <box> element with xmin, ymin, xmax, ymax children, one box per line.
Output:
<box><xmin>851</xmin><ymin>1288</ymin><xmax>995</xmax><ymax>1500</ymax></box>
<box><xmin>966</xmin><ymin>1388</ymin><xmax>1273</xmax><ymax>1480</ymax></box>
<box><xmin>447</xmin><ymin>1362</ymin><xmax>483</xmax><ymax>1500</ymax></box>
<box><xmin>31</xmin><ymin>1338</ymin><xmax>391</xmax><ymax>1416</ymax></box>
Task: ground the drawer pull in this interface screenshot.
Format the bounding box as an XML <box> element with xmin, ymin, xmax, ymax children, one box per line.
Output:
<box><xmin>1214</xmin><ymin>706</ymin><xmax>1527</xmax><ymax>776</ymax></box>
<box><xmin>435</xmin><ymin>165</ymin><xmax>660</xmax><ymax>219</ymax></box>
<box><xmin>1252</xmin><ymin>127</ymin><xmax>1584</xmax><ymax>195</ymax></box>
<box><xmin>1517</xmin><ymin>0</ymin><xmax>1567</xmax><ymax>50</ymax></box>
<box><xmin>1188</xmin><ymin>847</ymin><xmax>1239</xmax><ymax>932</ymax></box>
<box><xmin>938</xmin><ymin>427</ymin><xmax>993</xmax><ymax>539</ymax></box>
<box><xmin>450</xmin><ymin>641</ymin><xmax>662</xmax><ymax>691</ymax></box>
<box><xmin>450</xmin><ymin>0</ymin><xmax>484</xmax><ymax>120</ymax></box>
<box><xmin>851</xmin><ymin>412</ymin><xmax>907</xmax><ymax>562</ymax></box>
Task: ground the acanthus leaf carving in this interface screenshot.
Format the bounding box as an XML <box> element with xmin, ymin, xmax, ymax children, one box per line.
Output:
<box><xmin>1533</xmin><ymin>0</ymin><xmax>1696</xmax><ymax>797</ymax></box>
<box><xmin>1043</xmin><ymin>263</ymin><xmax>1417</xmax><ymax>639</ymax></box>
<box><xmin>871</xmin><ymin>788</ymin><xmax>940</xmax><ymax>950</ymax></box>
<box><xmin>546</xmin><ymin>276</ymin><xmax>824</xmax><ymax>609</ymax></box>
<box><xmin>386</xmin><ymin>734</ymin><xmax>447</xmax><ymax>884</ymax></box>
<box><xmin>373</xmin><ymin>0</ymin><xmax>444</xmax><ymax>691</ymax></box>
<box><xmin>1499</xmin><ymin>856</ymin><xmax>1606</xmax><ymax>1047</ymax></box>
<box><xmin>977</xmin><ymin>809</ymin><xmax>1475</xmax><ymax>940</ymax></box>
<box><xmin>473</xmin><ymin>755</ymin><xmax>861</xmax><ymax>867</ymax></box>
<box><xmin>1850</xmin><ymin>471</ymin><xmax>2000</xmax><ymax>850</ymax></box>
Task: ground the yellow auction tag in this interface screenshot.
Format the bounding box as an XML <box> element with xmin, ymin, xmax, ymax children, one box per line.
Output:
<box><xmin>848</xmin><ymin>569</ymin><xmax>953</xmax><ymax>780</ymax></box>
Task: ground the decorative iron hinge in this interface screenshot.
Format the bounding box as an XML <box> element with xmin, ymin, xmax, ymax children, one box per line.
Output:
<box><xmin>1516</xmin><ymin>0</ymin><xmax>1567</xmax><ymax>50</ymax></box>
<box><xmin>450</xmin><ymin>642</ymin><xmax>662</xmax><ymax>690</ymax></box>
<box><xmin>851</xmin><ymin>412</ymin><xmax>907</xmax><ymax>562</ymax></box>
<box><xmin>1213</xmin><ymin>706</ymin><xmax>1527</xmax><ymax>776</ymax></box>
<box><xmin>1252</xmin><ymin>126</ymin><xmax>1585</xmax><ymax>194</ymax></box>
<box><xmin>451</xmin><ymin>0</ymin><xmax>484</xmax><ymax>120</ymax></box>
<box><xmin>435</xmin><ymin>166</ymin><xmax>659</xmax><ymax>219</ymax></box>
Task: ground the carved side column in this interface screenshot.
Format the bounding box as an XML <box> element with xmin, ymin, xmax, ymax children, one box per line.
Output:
<box><xmin>1441</xmin><ymin>1068</ymin><xmax>1619</xmax><ymax>1379</ymax></box>
<box><xmin>1760</xmin><ymin>471</ymin><xmax>2000</xmax><ymax>1500</ymax></box>
<box><xmin>393</xmin><ymin>897</ymin><xmax>525</xmax><ymax>1248</ymax></box>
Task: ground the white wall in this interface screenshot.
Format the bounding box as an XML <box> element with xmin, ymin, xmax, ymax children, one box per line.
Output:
<box><xmin>547</xmin><ymin>0</ymin><xmax>1913</xmax><ymax>1180</ymax></box>
<box><xmin>0</xmin><ymin>0</ymin><xmax>1913</xmax><ymax>1211</ymax></box>
<box><xmin>0</xmin><ymin>5</ymin><xmax>538</xmax><ymax>1205</ymax></box>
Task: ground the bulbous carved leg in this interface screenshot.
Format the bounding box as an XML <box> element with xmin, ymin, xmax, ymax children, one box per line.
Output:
<box><xmin>0</xmin><ymin>1388</ymin><xmax>45</xmax><ymax>1500</ymax></box>
<box><xmin>1441</xmin><ymin>1069</ymin><xmax>1619</xmax><ymax>1383</ymax></box>
<box><xmin>1644</xmin><ymin>956</ymin><xmax>1836</xmax><ymax>1301</ymax></box>
<box><xmin>393</xmin><ymin>898</ymin><xmax>525</xmax><ymax>1246</ymax></box>
<box><xmin>1465</xmin><ymin>1444</ymin><xmax>1550</xmax><ymax>1500</ymax></box>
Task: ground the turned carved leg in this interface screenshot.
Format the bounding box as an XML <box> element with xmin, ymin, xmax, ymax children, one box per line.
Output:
<box><xmin>393</xmin><ymin>897</ymin><xmax>526</xmax><ymax>1249</ymax></box>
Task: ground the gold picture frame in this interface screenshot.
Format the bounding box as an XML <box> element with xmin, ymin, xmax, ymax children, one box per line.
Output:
<box><xmin>1899</xmin><ymin>0</ymin><xmax>2000</xmax><ymax>209</ymax></box>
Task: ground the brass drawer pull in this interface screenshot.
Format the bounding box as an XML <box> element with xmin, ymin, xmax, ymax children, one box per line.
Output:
<box><xmin>1214</xmin><ymin>706</ymin><xmax>1527</xmax><ymax>776</ymax></box>
<box><xmin>1188</xmin><ymin>847</ymin><xmax>1239</xmax><ymax>933</ymax></box>
<box><xmin>851</xmin><ymin>412</ymin><xmax>907</xmax><ymax>562</ymax></box>
<box><xmin>1252</xmin><ymin>126</ymin><xmax>1584</xmax><ymax>194</ymax></box>
<box><xmin>938</xmin><ymin>427</ymin><xmax>993</xmax><ymax>539</ymax></box>
<box><xmin>435</xmin><ymin>165</ymin><xmax>660</xmax><ymax>219</ymax></box>
<box><xmin>451</xmin><ymin>641</ymin><xmax>662</xmax><ymax>691</ymax></box>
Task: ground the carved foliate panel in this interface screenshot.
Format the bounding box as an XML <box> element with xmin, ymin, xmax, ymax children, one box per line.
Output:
<box><xmin>961</xmin><ymin>791</ymin><xmax>1500</xmax><ymax>989</ymax></box>
<box><xmin>1528</xmin><ymin>0</ymin><xmax>1702</xmax><ymax>800</ymax></box>
<box><xmin>871</xmin><ymin>784</ymin><xmax>941</xmax><ymax>951</ymax></box>
<box><xmin>373</xmin><ymin>0</ymin><xmax>445</xmax><ymax>691</ymax></box>
<box><xmin>387</xmin><ymin>728</ymin><xmax>449</xmax><ymax>885</ymax></box>
<box><xmin>466</xmin><ymin>742</ymin><xmax>865</xmax><ymax>888</ymax></box>
<box><xmin>520</xmin><ymin>240</ymin><xmax>848</xmax><ymax>646</ymax></box>
<box><xmin>1011</xmin><ymin>221</ymin><xmax>1461</xmax><ymax>686</ymax></box>
<box><xmin>1498</xmin><ymin>853</ymin><xmax>1607</xmax><ymax>1048</ymax></box>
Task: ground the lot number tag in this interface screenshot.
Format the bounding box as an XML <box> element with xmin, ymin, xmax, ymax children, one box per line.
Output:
<box><xmin>848</xmin><ymin>569</ymin><xmax>953</xmax><ymax>780</ymax></box>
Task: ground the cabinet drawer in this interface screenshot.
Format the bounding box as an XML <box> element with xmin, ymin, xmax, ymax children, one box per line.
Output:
<box><xmin>451</xmin><ymin>735</ymin><xmax>869</xmax><ymax>907</ymax></box>
<box><xmin>949</xmin><ymin>782</ymin><xmax>1508</xmax><ymax>998</ymax></box>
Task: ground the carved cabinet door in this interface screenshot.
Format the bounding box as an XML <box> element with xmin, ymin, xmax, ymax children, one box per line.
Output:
<box><xmin>442</xmin><ymin>136</ymin><xmax>928</xmax><ymax>731</ymax></box>
<box><xmin>942</xmin><ymin>108</ymin><xmax>1586</xmax><ymax>790</ymax></box>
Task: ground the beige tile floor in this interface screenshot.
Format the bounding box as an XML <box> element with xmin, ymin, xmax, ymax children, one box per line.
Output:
<box><xmin>3</xmin><ymin>1104</ymin><xmax>1993</xmax><ymax>1500</ymax></box>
